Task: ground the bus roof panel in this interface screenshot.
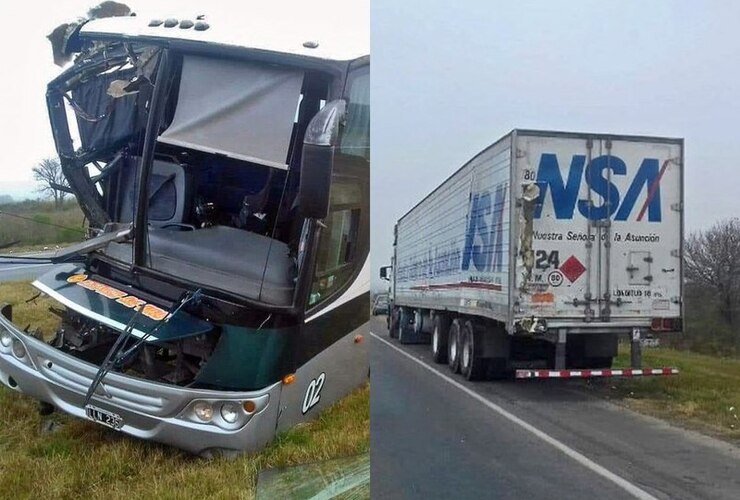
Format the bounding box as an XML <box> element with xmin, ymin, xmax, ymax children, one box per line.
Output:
<box><xmin>79</xmin><ymin>12</ymin><xmax>369</xmax><ymax>62</ymax></box>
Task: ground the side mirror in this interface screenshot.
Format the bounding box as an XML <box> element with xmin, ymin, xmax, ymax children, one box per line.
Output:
<box><xmin>379</xmin><ymin>265</ymin><xmax>392</xmax><ymax>281</ymax></box>
<box><xmin>297</xmin><ymin>100</ymin><xmax>346</xmax><ymax>219</ymax></box>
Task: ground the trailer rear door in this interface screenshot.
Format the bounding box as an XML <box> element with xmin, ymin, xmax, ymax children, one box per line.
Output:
<box><xmin>514</xmin><ymin>133</ymin><xmax>682</xmax><ymax>324</ymax></box>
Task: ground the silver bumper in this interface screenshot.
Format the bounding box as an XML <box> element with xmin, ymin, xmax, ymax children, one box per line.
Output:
<box><xmin>0</xmin><ymin>315</ymin><xmax>282</xmax><ymax>456</ymax></box>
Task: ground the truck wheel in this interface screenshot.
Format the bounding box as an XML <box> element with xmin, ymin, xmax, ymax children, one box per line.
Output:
<box><xmin>398</xmin><ymin>307</ymin><xmax>413</xmax><ymax>344</ymax></box>
<box><xmin>447</xmin><ymin>319</ymin><xmax>462</xmax><ymax>373</ymax></box>
<box><xmin>432</xmin><ymin>314</ymin><xmax>450</xmax><ymax>364</ymax></box>
<box><xmin>460</xmin><ymin>320</ymin><xmax>487</xmax><ymax>381</ymax></box>
<box><xmin>389</xmin><ymin>308</ymin><xmax>400</xmax><ymax>339</ymax></box>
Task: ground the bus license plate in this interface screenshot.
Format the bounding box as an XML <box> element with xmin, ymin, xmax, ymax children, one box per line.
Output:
<box><xmin>85</xmin><ymin>405</ymin><xmax>124</xmax><ymax>430</ymax></box>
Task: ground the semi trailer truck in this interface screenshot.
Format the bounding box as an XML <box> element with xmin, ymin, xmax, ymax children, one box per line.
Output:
<box><xmin>380</xmin><ymin>129</ymin><xmax>681</xmax><ymax>380</ymax></box>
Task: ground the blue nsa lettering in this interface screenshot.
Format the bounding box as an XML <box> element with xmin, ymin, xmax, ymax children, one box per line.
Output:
<box><xmin>533</xmin><ymin>153</ymin><xmax>662</xmax><ymax>222</ymax></box>
<box><xmin>462</xmin><ymin>183</ymin><xmax>507</xmax><ymax>273</ymax></box>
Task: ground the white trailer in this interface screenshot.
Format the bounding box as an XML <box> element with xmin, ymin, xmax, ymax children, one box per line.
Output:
<box><xmin>381</xmin><ymin>129</ymin><xmax>682</xmax><ymax>380</ymax></box>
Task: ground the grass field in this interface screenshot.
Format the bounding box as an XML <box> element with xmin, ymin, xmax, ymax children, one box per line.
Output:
<box><xmin>586</xmin><ymin>344</ymin><xmax>740</xmax><ymax>441</ymax></box>
<box><xmin>0</xmin><ymin>282</ymin><xmax>370</xmax><ymax>499</ymax></box>
<box><xmin>0</xmin><ymin>200</ymin><xmax>86</xmax><ymax>249</ymax></box>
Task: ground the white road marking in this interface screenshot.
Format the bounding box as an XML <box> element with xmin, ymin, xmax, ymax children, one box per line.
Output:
<box><xmin>370</xmin><ymin>331</ymin><xmax>659</xmax><ymax>500</ymax></box>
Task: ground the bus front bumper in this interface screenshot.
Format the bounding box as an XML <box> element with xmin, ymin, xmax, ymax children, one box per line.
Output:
<box><xmin>0</xmin><ymin>314</ymin><xmax>281</xmax><ymax>456</ymax></box>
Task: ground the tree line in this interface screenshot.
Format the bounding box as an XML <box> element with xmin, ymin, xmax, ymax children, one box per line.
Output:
<box><xmin>683</xmin><ymin>218</ymin><xmax>740</xmax><ymax>356</ymax></box>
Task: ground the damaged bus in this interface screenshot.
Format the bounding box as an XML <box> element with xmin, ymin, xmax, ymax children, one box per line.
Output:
<box><xmin>0</xmin><ymin>14</ymin><xmax>369</xmax><ymax>456</ymax></box>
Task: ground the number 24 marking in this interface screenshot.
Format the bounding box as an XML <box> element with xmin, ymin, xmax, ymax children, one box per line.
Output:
<box><xmin>535</xmin><ymin>250</ymin><xmax>559</xmax><ymax>270</ymax></box>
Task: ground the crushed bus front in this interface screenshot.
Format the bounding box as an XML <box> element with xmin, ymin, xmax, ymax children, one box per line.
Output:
<box><xmin>0</xmin><ymin>13</ymin><xmax>370</xmax><ymax>455</ymax></box>
<box><xmin>0</xmin><ymin>308</ymin><xmax>280</xmax><ymax>455</ymax></box>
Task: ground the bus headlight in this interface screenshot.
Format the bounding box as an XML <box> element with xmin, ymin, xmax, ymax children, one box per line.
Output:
<box><xmin>193</xmin><ymin>401</ymin><xmax>214</xmax><ymax>422</ymax></box>
<box><xmin>180</xmin><ymin>395</ymin><xmax>268</xmax><ymax>428</ymax></box>
<box><xmin>12</xmin><ymin>339</ymin><xmax>26</xmax><ymax>359</ymax></box>
<box><xmin>220</xmin><ymin>402</ymin><xmax>239</xmax><ymax>423</ymax></box>
<box><xmin>0</xmin><ymin>331</ymin><xmax>12</xmax><ymax>348</ymax></box>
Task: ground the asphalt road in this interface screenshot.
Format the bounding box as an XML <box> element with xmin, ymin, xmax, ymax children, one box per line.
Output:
<box><xmin>0</xmin><ymin>257</ymin><xmax>54</xmax><ymax>282</ymax></box>
<box><xmin>370</xmin><ymin>316</ymin><xmax>740</xmax><ymax>499</ymax></box>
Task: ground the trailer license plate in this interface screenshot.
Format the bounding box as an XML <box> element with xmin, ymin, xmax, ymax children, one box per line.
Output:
<box><xmin>85</xmin><ymin>405</ymin><xmax>123</xmax><ymax>430</ymax></box>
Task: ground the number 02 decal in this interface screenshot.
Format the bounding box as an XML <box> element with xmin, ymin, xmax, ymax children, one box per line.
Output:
<box><xmin>302</xmin><ymin>372</ymin><xmax>326</xmax><ymax>414</ymax></box>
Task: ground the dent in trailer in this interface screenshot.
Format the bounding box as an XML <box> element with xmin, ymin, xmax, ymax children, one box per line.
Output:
<box><xmin>518</xmin><ymin>182</ymin><xmax>540</xmax><ymax>295</ymax></box>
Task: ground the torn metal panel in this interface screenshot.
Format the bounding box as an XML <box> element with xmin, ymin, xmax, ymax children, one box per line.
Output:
<box><xmin>518</xmin><ymin>182</ymin><xmax>540</xmax><ymax>294</ymax></box>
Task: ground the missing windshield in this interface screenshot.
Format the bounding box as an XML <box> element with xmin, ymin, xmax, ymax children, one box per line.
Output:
<box><xmin>49</xmin><ymin>44</ymin><xmax>332</xmax><ymax>305</ymax></box>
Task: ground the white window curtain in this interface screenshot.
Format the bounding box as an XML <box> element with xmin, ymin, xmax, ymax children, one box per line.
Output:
<box><xmin>159</xmin><ymin>55</ymin><xmax>304</xmax><ymax>169</ymax></box>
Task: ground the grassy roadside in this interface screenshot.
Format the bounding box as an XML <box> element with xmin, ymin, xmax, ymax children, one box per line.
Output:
<box><xmin>0</xmin><ymin>200</ymin><xmax>86</xmax><ymax>250</ymax></box>
<box><xmin>0</xmin><ymin>385</ymin><xmax>370</xmax><ymax>499</ymax></box>
<box><xmin>0</xmin><ymin>282</ymin><xmax>370</xmax><ymax>498</ymax></box>
<box><xmin>0</xmin><ymin>282</ymin><xmax>60</xmax><ymax>337</ymax></box>
<box><xmin>585</xmin><ymin>344</ymin><xmax>740</xmax><ymax>441</ymax></box>
<box><xmin>0</xmin><ymin>243</ymin><xmax>70</xmax><ymax>255</ymax></box>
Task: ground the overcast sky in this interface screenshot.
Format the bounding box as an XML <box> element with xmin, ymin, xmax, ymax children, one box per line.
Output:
<box><xmin>4</xmin><ymin>1</ymin><xmax>738</xmax><ymax>291</ymax></box>
<box><xmin>371</xmin><ymin>0</ymin><xmax>740</xmax><ymax>290</ymax></box>
<box><xmin>0</xmin><ymin>0</ymin><xmax>367</xmax><ymax>199</ymax></box>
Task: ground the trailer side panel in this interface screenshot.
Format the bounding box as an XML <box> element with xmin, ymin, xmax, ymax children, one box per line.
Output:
<box><xmin>394</xmin><ymin>135</ymin><xmax>512</xmax><ymax>323</ymax></box>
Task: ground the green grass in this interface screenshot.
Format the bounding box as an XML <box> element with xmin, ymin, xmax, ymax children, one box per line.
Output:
<box><xmin>0</xmin><ymin>282</ymin><xmax>370</xmax><ymax>499</ymax></box>
<box><xmin>1</xmin><ymin>243</ymin><xmax>72</xmax><ymax>255</ymax></box>
<box><xmin>0</xmin><ymin>282</ymin><xmax>60</xmax><ymax>337</ymax></box>
<box><xmin>0</xmin><ymin>200</ymin><xmax>86</xmax><ymax>249</ymax></box>
<box><xmin>586</xmin><ymin>344</ymin><xmax>740</xmax><ymax>441</ymax></box>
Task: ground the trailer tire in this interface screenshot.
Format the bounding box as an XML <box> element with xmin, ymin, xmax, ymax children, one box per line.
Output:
<box><xmin>460</xmin><ymin>320</ymin><xmax>486</xmax><ymax>381</ymax></box>
<box><xmin>432</xmin><ymin>314</ymin><xmax>450</xmax><ymax>364</ymax></box>
<box><xmin>448</xmin><ymin>319</ymin><xmax>462</xmax><ymax>373</ymax></box>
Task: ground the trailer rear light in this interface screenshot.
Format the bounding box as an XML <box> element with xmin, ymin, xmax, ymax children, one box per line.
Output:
<box><xmin>651</xmin><ymin>317</ymin><xmax>682</xmax><ymax>332</ymax></box>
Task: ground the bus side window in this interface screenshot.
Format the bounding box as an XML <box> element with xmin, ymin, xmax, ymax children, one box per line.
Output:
<box><xmin>308</xmin><ymin>65</ymin><xmax>369</xmax><ymax>307</ymax></box>
<box><xmin>339</xmin><ymin>65</ymin><xmax>369</xmax><ymax>160</ymax></box>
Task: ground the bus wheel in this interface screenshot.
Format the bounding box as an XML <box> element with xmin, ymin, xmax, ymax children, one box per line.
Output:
<box><xmin>448</xmin><ymin>319</ymin><xmax>462</xmax><ymax>373</ymax></box>
<box><xmin>432</xmin><ymin>314</ymin><xmax>450</xmax><ymax>364</ymax></box>
<box><xmin>460</xmin><ymin>320</ymin><xmax>486</xmax><ymax>380</ymax></box>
